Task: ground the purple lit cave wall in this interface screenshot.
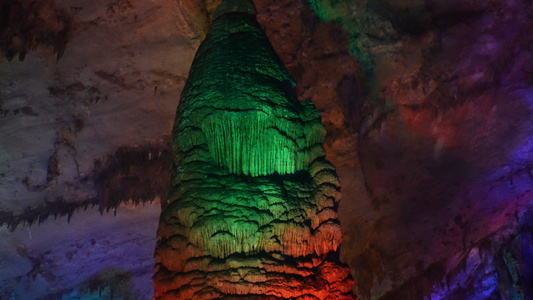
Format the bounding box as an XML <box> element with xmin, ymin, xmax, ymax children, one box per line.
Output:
<box><xmin>0</xmin><ymin>0</ymin><xmax>532</xmax><ymax>299</ymax></box>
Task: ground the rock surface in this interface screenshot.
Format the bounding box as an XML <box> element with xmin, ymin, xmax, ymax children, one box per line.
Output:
<box><xmin>301</xmin><ymin>1</ymin><xmax>533</xmax><ymax>298</ymax></box>
<box><xmin>0</xmin><ymin>0</ymin><xmax>532</xmax><ymax>299</ymax></box>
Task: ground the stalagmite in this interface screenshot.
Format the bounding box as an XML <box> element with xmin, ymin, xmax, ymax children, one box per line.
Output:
<box><xmin>153</xmin><ymin>0</ymin><xmax>355</xmax><ymax>298</ymax></box>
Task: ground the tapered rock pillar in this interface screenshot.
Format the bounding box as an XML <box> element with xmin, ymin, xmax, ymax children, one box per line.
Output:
<box><xmin>153</xmin><ymin>0</ymin><xmax>355</xmax><ymax>299</ymax></box>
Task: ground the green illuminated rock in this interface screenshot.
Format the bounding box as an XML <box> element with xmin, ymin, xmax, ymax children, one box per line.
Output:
<box><xmin>176</xmin><ymin>0</ymin><xmax>325</xmax><ymax>177</ymax></box>
<box><xmin>154</xmin><ymin>0</ymin><xmax>355</xmax><ymax>299</ymax></box>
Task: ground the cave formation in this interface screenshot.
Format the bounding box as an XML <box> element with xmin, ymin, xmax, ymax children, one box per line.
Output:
<box><xmin>153</xmin><ymin>1</ymin><xmax>354</xmax><ymax>298</ymax></box>
<box><xmin>1</xmin><ymin>0</ymin><xmax>533</xmax><ymax>299</ymax></box>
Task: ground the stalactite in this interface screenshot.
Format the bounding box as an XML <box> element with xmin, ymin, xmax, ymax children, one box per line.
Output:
<box><xmin>154</xmin><ymin>0</ymin><xmax>355</xmax><ymax>299</ymax></box>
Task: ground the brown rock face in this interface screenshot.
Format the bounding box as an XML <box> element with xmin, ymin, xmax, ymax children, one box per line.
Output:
<box><xmin>0</xmin><ymin>0</ymin><xmax>72</xmax><ymax>61</ymax></box>
<box><xmin>153</xmin><ymin>1</ymin><xmax>354</xmax><ymax>299</ymax></box>
<box><xmin>263</xmin><ymin>0</ymin><xmax>533</xmax><ymax>299</ymax></box>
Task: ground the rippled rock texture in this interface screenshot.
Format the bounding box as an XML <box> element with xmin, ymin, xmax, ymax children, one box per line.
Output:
<box><xmin>153</xmin><ymin>1</ymin><xmax>354</xmax><ymax>299</ymax></box>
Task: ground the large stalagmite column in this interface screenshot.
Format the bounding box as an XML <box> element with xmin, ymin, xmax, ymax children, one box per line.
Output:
<box><xmin>153</xmin><ymin>0</ymin><xmax>355</xmax><ymax>299</ymax></box>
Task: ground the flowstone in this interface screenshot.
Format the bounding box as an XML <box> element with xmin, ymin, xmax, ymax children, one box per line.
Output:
<box><xmin>153</xmin><ymin>0</ymin><xmax>355</xmax><ymax>299</ymax></box>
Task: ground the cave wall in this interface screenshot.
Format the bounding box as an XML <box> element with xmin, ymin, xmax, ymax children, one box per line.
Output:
<box><xmin>300</xmin><ymin>1</ymin><xmax>533</xmax><ymax>298</ymax></box>
<box><xmin>0</xmin><ymin>0</ymin><xmax>532</xmax><ymax>299</ymax></box>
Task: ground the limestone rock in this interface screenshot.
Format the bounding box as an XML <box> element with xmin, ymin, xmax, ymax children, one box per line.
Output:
<box><xmin>153</xmin><ymin>1</ymin><xmax>355</xmax><ymax>299</ymax></box>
